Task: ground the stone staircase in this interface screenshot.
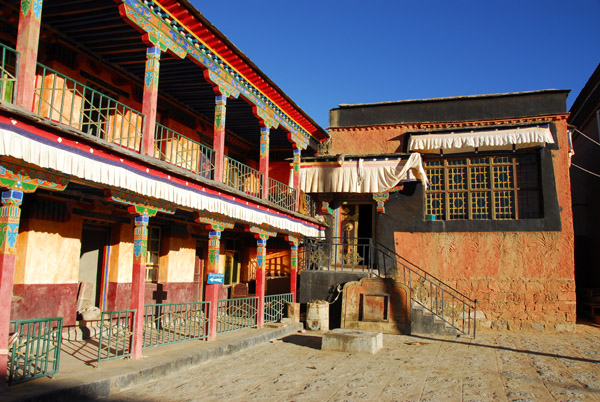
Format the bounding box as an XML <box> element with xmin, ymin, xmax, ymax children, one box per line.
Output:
<box><xmin>410</xmin><ymin>304</ymin><xmax>460</xmax><ymax>338</ymax></box>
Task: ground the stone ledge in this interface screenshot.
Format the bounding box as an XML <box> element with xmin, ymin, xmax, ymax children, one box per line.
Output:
<box><xmin>322</xmin><ymin>329</ymin><xmax>383</xmax><ymax>354</ymax></box>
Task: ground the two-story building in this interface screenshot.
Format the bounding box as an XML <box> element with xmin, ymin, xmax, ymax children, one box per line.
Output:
<box><xmin>0</xmin><ymin>0</ymin><xmax>328</xmax><ymax>384</ymax></box>
<box><xmin>300</xmin><ymin>90</ymin><xmax>575</xmax><ymax>334</ymax></box>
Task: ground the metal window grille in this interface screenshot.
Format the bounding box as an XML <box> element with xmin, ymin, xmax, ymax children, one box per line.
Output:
<box><xmin>424</xmin><ymin>153</ymin><xmax>541</xmax><ymax>220</ymax></box>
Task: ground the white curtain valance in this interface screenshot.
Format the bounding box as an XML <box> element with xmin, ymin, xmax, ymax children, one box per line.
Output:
<box><xmin>300</xmin><ymin>153</ymin><xmax>427</xmax><ymax>194</ymax></box>
<box><xmin>408</xmin><ymin>126</ymin><xmax>555</xmax><ymax>154</ymax></box>
<box><xmin>0</xmin><ymin>126</ymin><xmax>324</xmax><ymax>238</ymax></box>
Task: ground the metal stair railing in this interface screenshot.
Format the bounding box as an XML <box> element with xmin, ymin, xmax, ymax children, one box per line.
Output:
<box><xmin>373</xmin><ymin>242</ymin><xmax>477</xmax><ymax>337</ymax></box>
<box><xmin>303</xmin><ymin>237</ymin><xmax>374</xmax><ymax>273</ymax></box>
<box><xmin>301</xmin><ymin>237</ymin><xmax>476</xmax><ymax>337</ymax></box>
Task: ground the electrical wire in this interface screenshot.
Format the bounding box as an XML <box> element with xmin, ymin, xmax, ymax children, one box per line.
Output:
<box><xmin>574</xmin><ymin>129</ymin><xmax>600</xmax><ymax>147</ymax></box>
<box><xmin>572</xmin><ymin>163</ymin><xmax>600</xmax><ymax>179</ymax></box>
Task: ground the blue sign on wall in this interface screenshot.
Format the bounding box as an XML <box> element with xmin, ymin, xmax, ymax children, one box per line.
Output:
<box><xmin>207</xmin><ymin>273</ymin><xmax>225</xmax><ymax>285</ymax></box>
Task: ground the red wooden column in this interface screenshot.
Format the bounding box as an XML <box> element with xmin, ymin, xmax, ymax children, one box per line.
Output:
<box><xmin>141</xmin><ymin>46</ymin><xmax>161</xmax><ymax>156</ymax></box>
<box><xmin>15</xmin><ymin>0</ymin><xmax>44</xmax><ymax>110</ymax></box>
<box><xmin>0</xmin><ymin>190</ymin><xmax>23</xmax><ymax>389</ymax></box>
<box><xmin>129</xmin><ymin>212</ymin><xmax>151</xmax><ymax>359</ymax></box>
<box><xmin>259</xmin><ymin>126</ymin><xmax>270</xmax><ymax>200</ymax></box>
<box><xmin>0</xmin><ymin>162</ymin><xmax>68</xmax><ymax>389</ymax></box>
<box><xmin>195</xmin><ymin>214</ymin><xmax>234</xmax><ymax>340</ymax></box>
<box><xmin>285</xmin><ymin>235</ymin><xmax>299</xmax><ymax>302</ymax></box>
<box><xmin>292</xmin><ymin>147</ymin><xmax>301</xmax><ymax>211</ymax></box>
<box><xmin>213</xmin><ymin>95</ymin><xmax>227</xmax><ymax>183</ymax></box>
<box><xmin>247</xmin><ymin>226</ymin><xmax>277</xmax><ymax>328</ymax></box>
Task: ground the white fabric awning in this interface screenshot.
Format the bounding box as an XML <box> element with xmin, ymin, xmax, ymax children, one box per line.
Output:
<box><xmin>0</xmin><ymin>125</ymin><xmax>324</xmax><ymax>238</ymax></box>
<box><xmin>408</xmin><ymin>126</ymin><xmax>555</xmax><ymax>154</ymax></box>
<box><xmin>300</xmin><ymin>153</ymin><xmax>428</xmax><ymax>193</ymax></box>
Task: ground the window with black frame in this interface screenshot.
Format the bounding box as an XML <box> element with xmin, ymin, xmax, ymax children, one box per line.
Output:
<box><xmin>424</xmin><ymin>152</ymin><xmax>542</xmax><ymax>220</ymax></box>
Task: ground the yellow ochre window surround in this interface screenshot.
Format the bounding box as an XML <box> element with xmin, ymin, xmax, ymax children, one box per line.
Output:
<box><xmin>146</xmin><ymin>226</ymin><xmax>161</xmax><ymax>282</ymax></box>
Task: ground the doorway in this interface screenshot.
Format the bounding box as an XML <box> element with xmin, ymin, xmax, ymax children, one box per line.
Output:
<box><xmin>78</xmin><ymin>224</ymin><xmax>110</xmax><ymax>312</ymax></box>
<box><xmin>339</xmin><ymin>203</ymin><xmax>374</xmax><ymax>267</ymax></box>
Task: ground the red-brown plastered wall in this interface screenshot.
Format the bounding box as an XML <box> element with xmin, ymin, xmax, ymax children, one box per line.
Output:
<box><xmin>391</xmin><ymin>118</ymin><xmax>575</xmax><ymax>330</ymax></box>
<box><xmin>332</xmin><ymin>117</ymin><xmax>575</xmax><ymax>331</ymax></box>
<box><xmin>328</xmin><ymin>126</ymin><xmax>408</xmax><ymax>155</ymax></box>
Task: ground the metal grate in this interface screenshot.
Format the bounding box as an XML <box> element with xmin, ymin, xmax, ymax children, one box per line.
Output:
<box><xmin>8</xmin><ymin>317</ymin><xmax>62</xmax><ymax>385</ymax></box>
<box><xmin>33</xmin><ymin>63</ymin><xmax>144</xmax><ymax>153</ymax></box>
<box><xmin>154</xmin><ymin>123</ymin><xmax>214</xmax><ymax>179</ymax></box>
<box><xmin>97</xmin><ymin>310</ymin><xmax>134</xmax><ymax>363</ymax></box>
<box><xmin>0</xmin><ymin>42</ymin><xmax>18</xmax><ymax>104</ymax></box>
<box><xmin>264</xmin><ymin>293</ymin><xmax>293</xmax><ymax>324</ymax></box>
<box><xmin>223</xmin><ymin>156</ymin><xmax>263</xmax><ymax>198</ymax></box>
<box><xmin>216</xmin><ymin>297</ymin><xmax>258</xmax><ymax>334</ymax></box>
<box><xmin>303</xmin><ymin>193</ymin><xmax>318</xmax><ymax>217</ymax></box>
<box><xmin>142</xmin><ymin>302</ymin><xmax>210</xmax><ymax>348</ymax></box>
<box><xmin>268</xmin><ymin>178</ymin><xmax>296</xmax><ymax>212</ymax></box>
<box><xmin>303</xmin><ymin>237</ymin><xmax>373</xmax><ymax>272</ymax></box>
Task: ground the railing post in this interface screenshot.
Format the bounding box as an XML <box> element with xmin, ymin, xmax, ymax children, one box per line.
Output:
<box><xmin>473</xmin><ymin>299</ymin><xmax>477</xmax><ymax>338</ymax></box>
<box><xmin>0</xmin><ymin>190</ymin><xmax>23</xmax><ymax>389</ymax></box>
<box><xmin>285</xmin><ymin>236</ymin><xmax>299</xmax><ymax>303</ymax></box>
<box><xmin>141</xmin><ymin>46</ymin><xmax>160</xmax><ymax>156</ymax></box>
<box><xmin>259</xmin><ymin>126</ymin><xmax>270</xmax><ymax>200</ymax></box>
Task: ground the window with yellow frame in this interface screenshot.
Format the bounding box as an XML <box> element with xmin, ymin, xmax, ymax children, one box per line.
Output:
<box><xmin>424</xmin><ymin>153</ymin><xmax>541</xmax><ymax>221</ymax></box>
<box><xmin>145</xmin><ymin>226</ymin><xmax>161</xmax><ymax>282</ymax></box>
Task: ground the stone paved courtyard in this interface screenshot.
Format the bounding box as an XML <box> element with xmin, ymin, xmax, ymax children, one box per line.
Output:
<box><xmin>100</xmin><ymin>324</ymin><xmax>600</xmax><ymax>402</ymax></box>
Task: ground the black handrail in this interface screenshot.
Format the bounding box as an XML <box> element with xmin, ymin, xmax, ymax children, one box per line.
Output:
<box><xmin>302</xmin><ymin>237</ymin><xmax>477</xmax><ymax>337</ymax></box>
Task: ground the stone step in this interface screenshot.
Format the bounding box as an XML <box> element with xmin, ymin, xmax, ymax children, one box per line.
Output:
<box><xmin>411</xmin><ymin>306</ymin><xmax>459</xmax><ymax>338</ymax></box>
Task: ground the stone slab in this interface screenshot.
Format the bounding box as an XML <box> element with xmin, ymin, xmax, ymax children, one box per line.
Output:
<box><xmin>321</xmin><ymin>328</ymin><xmax>383</xmax><ymax>354</ymax></box>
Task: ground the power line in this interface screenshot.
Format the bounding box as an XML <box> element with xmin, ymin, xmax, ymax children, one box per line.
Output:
<box><xmin>571</xmin><ymin>163</ymin><xmax>600</xmax><ymax>179</ymax></box>
<box><xmin>574</xmin><ymin>129</ymin><xmax>600</xmax><ymax>148</ymax></box>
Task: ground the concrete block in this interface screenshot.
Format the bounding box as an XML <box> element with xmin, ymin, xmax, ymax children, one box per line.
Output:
<box><xmin>321</xmin><ymin>329</ymin><xmax>383</xmax><ymax>354</ymax></box>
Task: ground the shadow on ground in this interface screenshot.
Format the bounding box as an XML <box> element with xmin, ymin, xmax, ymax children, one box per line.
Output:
<box><xmin>280</xmin><ymin>334</ymin><xmax>322</xmax><ymax>350</ymax></box>
<box><xmin>410</xmin><ymin>334</ymin><xmax>600</xmax><ymax>364</ymax></box>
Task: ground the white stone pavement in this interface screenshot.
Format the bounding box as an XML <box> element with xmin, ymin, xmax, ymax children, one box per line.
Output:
<box><xmin>100</xmin><ymin>323</ymin><xmax>600</xmax><ymax>402</ymax></box>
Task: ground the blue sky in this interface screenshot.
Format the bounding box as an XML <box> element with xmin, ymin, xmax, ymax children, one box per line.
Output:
<box><xmin>192</xmin><ymin>0</ymin><xmax>600</xmax><ymax>130</ymax></box>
